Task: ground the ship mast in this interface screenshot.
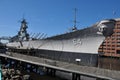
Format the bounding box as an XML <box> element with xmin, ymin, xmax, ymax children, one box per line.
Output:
<box><xmin>74</xmin><ymin>8</ymin><xmax>77</xmax><ymax>28</ymax></box>
<box><xmin>18</xmin><ymin>19</ymin><xmax>29</xmax><ymax>41</ymax></box>
<box><xmin>72</xmin><ymin>8</ymin><xmax>78</xmax><ymax>31</ymax></box>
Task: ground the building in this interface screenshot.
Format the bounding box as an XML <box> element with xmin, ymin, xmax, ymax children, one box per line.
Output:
<box><xmin>98</xmin><ymin>19</ymin><xmax>120</xmax><ymax>70</ymax></box>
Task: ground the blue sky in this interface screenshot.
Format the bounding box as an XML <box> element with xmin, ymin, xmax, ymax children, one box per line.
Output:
<box><xmin>0</xmin><ymin>0</ymin><xmax>120</xmax><ymax>37</ymax></box>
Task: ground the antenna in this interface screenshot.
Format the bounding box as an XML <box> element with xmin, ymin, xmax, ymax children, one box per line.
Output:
<box><xmin>113</xmin><ymin>10</ymin><xmax>116</xmax><ymax>17</ymax></box>
<box><xmin>72</xmin><ymin>8</ymin><xmax>78</xmax><ymax>31</ymax></box>
<box><xmin>74</xmin><ymin>8</ymin><xmax>77</xmax><ymax>28</ymax></box>
<box><xmin>112</xmin><ymin>8</ymin><xmax>117</xmax><ymax>18</ymax></box>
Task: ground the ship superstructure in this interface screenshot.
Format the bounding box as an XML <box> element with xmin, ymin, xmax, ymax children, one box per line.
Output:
<box><xmin>10</xmin><ymin>19</ymin><xmax>29</xmax><ymax>42</ymax></box>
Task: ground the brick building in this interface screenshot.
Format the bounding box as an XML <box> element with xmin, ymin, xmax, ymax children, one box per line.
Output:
<box><xmin>98</xmin><ymin>19</ymin><xmax>120</xmax><ymax>70</ymax></box>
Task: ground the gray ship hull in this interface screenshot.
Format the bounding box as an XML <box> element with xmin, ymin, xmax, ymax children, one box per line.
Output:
<box><xmin>7</xmin><ymin>26</ymin><xmax>105</xmax><ymax>54</ymax></box>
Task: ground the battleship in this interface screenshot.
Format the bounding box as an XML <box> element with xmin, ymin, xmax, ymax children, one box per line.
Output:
<box><xmin>5</xmin><ymin>18</ymin><xmax>118</xmax><ymax>67</ymax></box>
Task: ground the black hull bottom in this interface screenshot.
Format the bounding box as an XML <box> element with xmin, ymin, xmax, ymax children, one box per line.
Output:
<box><xmin>8</xmin><ymin>48</ymin><xmax>98</xmax><ymax>67</ymax></box>
<box><xmin>36</xmin><ymin>49</ymin><xmax>98</xmax><ymax>67</ymax></box>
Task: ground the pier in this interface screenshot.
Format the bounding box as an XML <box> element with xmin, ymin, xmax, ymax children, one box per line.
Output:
<box><xmin>0</xmin><ymin>52</ymin><xmax>120</xmax><ymax>80</ymax></box>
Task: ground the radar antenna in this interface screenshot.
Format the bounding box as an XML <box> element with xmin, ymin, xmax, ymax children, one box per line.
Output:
<box><xmin>74</xmin><ymin>8</ymin><xmax>77</xmax><ymax>28</ymax></box>
<box><xmin>72</xmin><ymin>8</ymin><xmax>78</xmax><ymax>31</ymax></box>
